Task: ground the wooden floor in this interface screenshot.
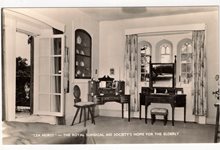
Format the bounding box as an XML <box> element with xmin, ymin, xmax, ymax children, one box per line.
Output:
<box><xmin>73</xmin><ymin>116</ymin><xmax>217</xmax><ymax>144</ymax></box>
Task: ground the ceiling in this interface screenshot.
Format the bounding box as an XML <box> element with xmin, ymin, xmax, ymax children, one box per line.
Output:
<box><xmin>6</xmin><ymin>9</ymin><xmax>52</xmax><ymax>30</ymax></box>
<box><xmin>78</xmin><ymin>6</ymin><xmax>218</xmax><ymax>21</ymax></box>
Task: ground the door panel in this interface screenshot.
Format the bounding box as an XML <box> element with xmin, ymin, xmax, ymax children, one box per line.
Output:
<box><xmin>34</xmin><ymin>34</ymin><xmax>64</xmax><ymax>116</ymax></box>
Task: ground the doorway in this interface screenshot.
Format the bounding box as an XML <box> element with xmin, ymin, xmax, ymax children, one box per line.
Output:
<box><xmin>15</xmin><ymin>31</ymin><xmax>34</xmax><ymax>119</ymax></box>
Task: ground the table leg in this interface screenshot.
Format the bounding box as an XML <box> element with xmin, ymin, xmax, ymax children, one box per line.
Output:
<box><xmin>184</xmin><ymin>105</ymin><xmax>186</xmax><ymax>123</ymax></box>
<box><xmin>122</xmin><ymin>103</ymin><xmax>124</xmax><ymax>118</ymax></box>
<box><xmin>172</xmin><ymin>106</ymin><xmax>174</xmax><ymax>126</ymax></box>
<box><xmin>145</xmin><ymin>104</ymin><xmax>148</xmax><ymax>124</ymax></box>
<box><xmin>139</xmin><ymin>105</ymin><xmax>142</xmax><ymax>120</ymax></box>
<box><xmin>128</xmin><ymin>101</ymin><xmax>130</xmax><ymax>122</ymax></box>
<box><xmin>214</xmin><ymin>105</ymin><xmax>219</xmax><ymax>143</ymax></box>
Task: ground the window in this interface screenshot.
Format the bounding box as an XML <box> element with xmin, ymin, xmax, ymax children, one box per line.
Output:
<box><xmin>178</xmin><ymin>38</ymin><xmax>193</xmax><ymax>84</ymax></box>
<box><xmin>160</xmin><ymin>44</ymin><xmax>172</xmax><ymax>63</ymax></box>
<box><xmin>156</xmin><ymin>39</ymin><xmax>173</xmax><ymax>63</ymax></box>
<box><xmin>139</xmin><ymin>41</ymin><xmax>152</xmax><ymax>82</ymax></box>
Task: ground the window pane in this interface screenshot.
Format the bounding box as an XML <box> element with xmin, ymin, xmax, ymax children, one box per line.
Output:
<box><xmin>51</xmin><ymin>57</ymin><xmax>61</xmax><ymax>74</ymax></box>
<box><xmin>161</xmin><ymin>46</ymin><xmax>165</xmax><ymax>54</ymax></box>
<box><xmin>166</xmin><ymin>47</ymin><xmax>171</xmax><ymax>54</ymax></box>
<box><xmin>187</xmin><ymin>44</ymin><xmax>192</xmax><ymax>53</ymax></box>
<box><xmin>180</xmin><ymin>40</ymin><xmax>192</xmax><ymax>84</ymax></box>
<box><xmin>181</xmin><ymin>53</ymin><xmax>188</xmax><ymax>62</ymax></box>
<box><xmin>181</xmin><ymin>64</ymin><xmax>187</xmax><ymax>72</ymax></box>
<box><xmin>52</xmin><ymin>38</ymin><xmax>61</xmax><ymax>55</ymax></box>
<box><xmin>187</xmin><ymin>64</ymin><xmax>192</xmax><ymax>72</ymax></box>
<box><xmin>145</xmin><ymin>46</ymin><xmax>151</xmax><ymax>55</ymax></box>
<box><xmin>50</xmin><ymin>95</ymin><xmax>61</xmax><ymax>112</ymax></box>
<box><xmin>141</xmin><ymin>57</ymin><xmax>146</xmax><ymax>65</ymax></box>
<box><xmin>50</xmin><ymin>76</ymin><xmax>61</xmax><ymax>93</ymax></box>
<box><xmin>181</xmin><ymin>45</ymin><xmax>187</xmax><ymax>53</ymax></box>
<box><xmin>181</xmin><ymin>73</ymin><xmax>188</xmax><ymax>83</ymax></box>
<box><xmin>161</xmin><ymin>55</ymin><xmax>170</xmax><ymax>63</ymax></box>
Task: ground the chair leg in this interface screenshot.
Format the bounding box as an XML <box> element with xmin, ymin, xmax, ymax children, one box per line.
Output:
<box><xmin>79</xmin><ymin>108</ymin><xmax>83</xmax><ymax>123</ymax></box>
<box><xmin>71</xmin><ymin>108</ymin><xmax>80</xmax><ymax>126</ymax></box>
<box><xmin>88</xmin><ymin>107</ymin><xmax>95</xmax><ymax>125</ymax></box>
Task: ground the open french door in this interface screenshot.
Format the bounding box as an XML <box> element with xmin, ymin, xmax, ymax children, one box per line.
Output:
<box><xmin>34</xmin><ymin>34</ymin><xmax>65</xmax><ymax>116</ymax></box>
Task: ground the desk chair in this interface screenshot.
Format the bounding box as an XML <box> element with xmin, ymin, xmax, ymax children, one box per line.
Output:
<box><xmin>71</xmin><ymin>85</ymin><xmax>95</xmax><ymax>127</ymax></box>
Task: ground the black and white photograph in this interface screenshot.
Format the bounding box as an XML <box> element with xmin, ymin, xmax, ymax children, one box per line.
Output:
<box><xmin>0</xmin><ymin>0</ymin><xmax>220</xmax><ymax>149</ymax></box>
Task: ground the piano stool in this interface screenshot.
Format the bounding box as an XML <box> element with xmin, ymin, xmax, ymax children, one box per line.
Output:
<box><xmin>151</xmin><ymin>108</ymin><xmax>168</xmax><ymax>126</ymax></box>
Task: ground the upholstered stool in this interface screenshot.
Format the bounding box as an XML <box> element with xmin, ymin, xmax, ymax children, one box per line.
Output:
<box><xmin>151</xmin><ymin>108</ymin><xmax>168</xmax><ymax>125</ymax></box>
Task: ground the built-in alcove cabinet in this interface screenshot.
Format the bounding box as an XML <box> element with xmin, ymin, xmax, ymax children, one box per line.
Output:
<box><xmin>75</xmin><ymin>29</ymin><xmax>92</xmax><ymax>79</ymax></box>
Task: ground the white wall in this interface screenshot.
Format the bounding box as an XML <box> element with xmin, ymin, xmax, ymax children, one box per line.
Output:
<box><xmin>99</xmin><ymin>11</ymin><xmax>219</xmax><ymax>124</ymax></box>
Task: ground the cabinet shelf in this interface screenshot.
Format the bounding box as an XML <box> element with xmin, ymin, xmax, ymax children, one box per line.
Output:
<box><xmin>75</xmin><ymin>54</ymin><xmax>91</xmax><ymax>57</ymax></box>
<box><xmin>75</xmin><ymin>29</ymin><xmax>92</xmax><ymax>79</ymax></box>
<box><xmin>76</xmin><ymin>43</ymin><xmax>91</xmax><ymax>49</ymax></box>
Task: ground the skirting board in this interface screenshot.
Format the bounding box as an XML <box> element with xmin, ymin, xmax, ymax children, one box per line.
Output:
<box><xmin>99</xmin><ymin>109</ymin><xmax>197</xmax><ymax>122</ymax></box>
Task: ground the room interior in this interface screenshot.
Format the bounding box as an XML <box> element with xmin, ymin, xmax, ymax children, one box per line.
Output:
<box><xmin>1</xmin><ymin>6</ymin><xmax>220</xmax><ymax>144</ymax></box>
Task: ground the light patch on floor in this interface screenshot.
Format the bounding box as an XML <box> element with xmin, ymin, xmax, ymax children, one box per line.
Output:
<box><xmin>15</xmin><ymin>111</ymin><xmax>57</xmax><ymax>124</ymax></box>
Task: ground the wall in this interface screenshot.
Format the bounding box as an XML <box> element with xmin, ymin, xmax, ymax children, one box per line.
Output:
<box><xmin>99</xmin><ymin>11</ymin><xmax>219</xmax><ymax>124</ymax></box>
<box><xmin>35</xmin><ymin>8</ymin><xmax>100</xmax><ymax>125</ymax></box>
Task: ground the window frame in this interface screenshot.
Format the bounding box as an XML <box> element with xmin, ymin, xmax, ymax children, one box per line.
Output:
<box><xmin>177</xmin><ymin>38</ymin><xmax>193</xmax><ymax>84</ymax></box>
<box><xmin>156</xmin><ymin>39</ymin><xmax>173</xmax><ymax>63</ymax></box>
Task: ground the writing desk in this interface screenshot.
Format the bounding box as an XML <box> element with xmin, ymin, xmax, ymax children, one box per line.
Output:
<box><xmin>89</xmin><ymin>94</ymin><xmax>130</xmax><ymax>121</ymax></box>
<box><xmin>140</xmin><ymin>93</ymin><xmax>186</xmax><ymax>126</ymax></box>
<box><xmin>88</xmin><ymin>79</ymin><xmax>130</xmax><ymax>121</ymax></box>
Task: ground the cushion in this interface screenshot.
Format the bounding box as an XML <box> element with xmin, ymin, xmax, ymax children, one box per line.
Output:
<box><xmin>151</xmin><ymin>108</ymin><xmax>168</xmax><ymax>114</ymax></box>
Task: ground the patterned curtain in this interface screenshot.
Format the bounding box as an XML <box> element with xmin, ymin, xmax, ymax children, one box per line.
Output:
<box><xmin>124</xmin><ymin>34</ymin><xmax>139</xmax><ymax>111</ymax></box>
<box><xmin>192</xmin><ymin>30</ymin><xmax>208</xmax><ymax>116</ymax></box>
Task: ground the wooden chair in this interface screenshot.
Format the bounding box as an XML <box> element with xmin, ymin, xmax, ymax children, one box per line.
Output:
<box><xmin>71</xmin><ymin>85</ymin><xmax>95</xmax><ymax>127</ymax></box>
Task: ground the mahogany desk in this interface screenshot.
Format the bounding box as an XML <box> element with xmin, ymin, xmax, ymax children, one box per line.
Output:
<box><xmin>140</xmin><ymin>93</ymin><xmax>186</xmax><ymax>126</ymax></box>
<box><xmin>89</xmin><ymin>94</ymin><xmax>131</xmax><ymax>122</ymax></box>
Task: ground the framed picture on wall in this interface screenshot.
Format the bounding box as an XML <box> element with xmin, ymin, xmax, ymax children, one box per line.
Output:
<box><xmin>74</xmin><ymin>29</ymin><xmax>92</xmax><ymax>79</ymax></box>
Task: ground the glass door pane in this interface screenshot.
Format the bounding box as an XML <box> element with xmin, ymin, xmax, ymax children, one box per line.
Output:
<box><xmin>35</xmin><ymin>35</ymin><xmax>64</xmax><ymax>116</ymax></box>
